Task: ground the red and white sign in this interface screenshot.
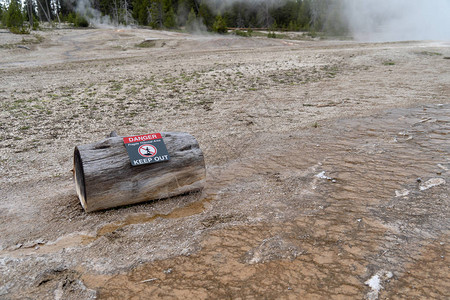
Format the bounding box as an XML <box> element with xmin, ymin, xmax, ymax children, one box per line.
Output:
<box><xmin>138</xmin><ymin>144</ymin><xmax>157</xmax><ymax>157</ymax></box>
<box><xmin>123</xmin><ymin>133</ymin><xmax>162</xmax><ymax>144</ymax></box>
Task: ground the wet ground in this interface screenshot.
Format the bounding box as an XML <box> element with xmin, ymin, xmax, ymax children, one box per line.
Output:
<box><xmin>0</xmin><ymin>29</ymin><xmax>449</xmax><ymax>299</ymax></box>
<box><xmin>1</xmin><ymin>104</ymin><xmax>448</xmax><ymax>299</ymax></box>
<box><xmin>83</xmin><ymin>104</ymin><xmax>449</xmax><ymax>299</ymax></box>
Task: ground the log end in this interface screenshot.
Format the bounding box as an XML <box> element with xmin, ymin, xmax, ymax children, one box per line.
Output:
<box><xmin>73</xmin><ymin>147</ymin><xmax>87</xmax><ymax>211</ymax></box>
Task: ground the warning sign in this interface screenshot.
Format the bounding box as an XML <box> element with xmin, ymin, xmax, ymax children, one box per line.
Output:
<box><xmin>123</xmin><ymin>133</ymin><xmax>170</xmax><ymax>166</ymax></box>
<box><xmin>138</xmin><ymin>144</ymin><xmax>157</xmax><ymax>157</ymax></box>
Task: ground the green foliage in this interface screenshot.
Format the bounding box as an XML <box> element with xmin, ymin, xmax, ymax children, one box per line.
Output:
<box><xmin>136</xmin><ymin>40</ymin><xmax>156</xmax><ymax>48</ymax></box>
<box><xmin>271</xmin><ymin>1</ymin><xmax>297</xmax><ymax>29</ymax></box>
<box><xmin>234</xmin><ymin>29</ymin><xmax>252</xmax><ymax>37</ymax></box>
<box><xmin>307</xmin><ymin>30</ymin><xmax>318</xmax><ymax>38</ymax></box>
<box><xmin>267</xmin><ymin>31</ymin><xmax>276</xmax><ymax>38</ymax></box>
<box><xmin>185</xmin><ymin>7</ymin><xmax>197</xmax><ymax>32</ymax></box>
<box><xmin>418</xmin><ymin>51</ymin><xmax>442</xmax><ymax>56</ymax></box>
<box><xmin>149</xmin><ymin>0</ymin><xmax>163</xmax><ymax>28</ymax></box>
<box><xmin>175</xmin><ymin>0</ymin><xmax>190</xmax><ymax>27</ymax></box>
<box><xmin>9</xmin><ymin>26</ymin><xmax>30</xmax><ymax>34</ymax></box>
<box><xmin>138</xmin><ymin>0</ymin><xmax>178</xmax><ymax>29</ymax></box>
<box><xmin>76</xmin><ymin>15</ymin><xmax>89</xmax><ymax>27</ymax></box>
<box><xmin>67</xmin><ymin>12</ymin><xmax>75</xmax><ymax>24</ymax></box>
<box><xmin>164</xmin><ymin>7</ymin><xmax>176</xmax><ymax>28</ymax></box>
<box><xmin>4</xmin><ymin>0</ymin><xmax>25</xmax><ymax>31</ymax></box>
<box><xmin>0</xmin><ymin>0</ymin><xmax>345</xmax><ymax>36</ymax></box>
<box><xmin>31</xmin><ymin>15</ymin><xmax>39</xmax><ymax>30</ymax></box>
<box><xmin>288</xmin><ymin>20</ymin><xmax>300</xmax><ymax>31</ymax></box>
<box><xmin>0</xmin><ymin>3</ymin><xmax>4</xmax><ymax>25</ymax></box>
<box><xmin>323</xmin><ymin>0</ymin><xmax>348</xmax><ymax>36</ymax></box>
<box><xmin>132</xmin><ymin>0</ymin><xmax>149</xmax><ymax>25</ymax></box>
<box><xmin>198</xmin><ymin>3</ymin><xmax>213</xmax><ymax>29</ymax></box>
<box><xmin>68</xmin><ymin>12</ymin><xmax>89</xmax><ymax>27</ymax></box>
<box><xmin>297</xmin><ymin>0</ymin><xmax>311</xmax><ymax>30</ymax></box>
<box><xmin>212</xmin><ymin>15</ymin><xmax>227</xmax><ymax>34</ymax></box>
<box><xmin>270</xmin><ymin>20</ymin><xmax>278</xmax><ymax>31</ymax></box>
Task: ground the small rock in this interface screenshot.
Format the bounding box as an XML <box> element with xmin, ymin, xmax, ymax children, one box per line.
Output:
<box><xmin>419</xmin><ymin>178</ymin><xmax>446</xmax><ymax>191</ymax></box>
<box><xmin>365</xmin><ymin>270</ymin><xmax>393</xmax><ymax>300</ymax></box>
<box><xmin>17</xmin><ymin>45</ymin><xmax>31</xmax><ymax>50</ymax></box>
<box><xmin>437</xmin><ymin>164</ymin><xmax>448</xmax><ymax>171</ymax></box>
<box><xmin>395</xmin><ymin>189</ymin><xmax>410</xmax><ymax>197</ymax></box>
<box><xmin>315</xmin><ymin>171</ymin><xmax>332</xmax><ymax>180</ymax></box>
<box><xmin>141</xmin><ymin>278</ymin><xmax>158</xmax><ymax>283</ymax></box>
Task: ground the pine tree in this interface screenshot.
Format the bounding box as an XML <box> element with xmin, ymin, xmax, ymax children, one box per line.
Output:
<box><xmin>132</xmin><ymin>0</ymin><xmax>148</xmax><ymax>25</ymax></box>
<box><xmin>5</xmin><ymin>0</ymin><xmax>24</xmax><ymax>30</ymax></box>
<box><xmin>236</xmin><ymin>12</ymin><xmax>244</xmax><ymax>29</ymax></box>
<box><xmin>185</xmin><ymin>7</ymin><xmax>196</xmax><ymax>32</ymax></box>
<box><xmin>298</xmin><ymin>0</ymin><xmax>312</xmax><ymax>30</ymax></box>
<box><xmin>152</xmin><ymin>0</ymin><xmax>165</xmax><ymax>28</ymax></box>
<box><xmin>175</xmin><ymin>0</ymin><xmax>186</xmax><ymax>27</ymax></box>
<box><xmin>164</xmin><ymin>7</ymin><xmax>176</xmax><ymax>28</ymax></box>
<box><xmin>0</xmin><ymin>0</ymin><xmax>324</xmax><ymax>34</ymax></box>
<box><xmin>212</xmin><ymin>15</ymin><xmax>227</xmax><ymax>34</ymax></box>
<box><xmin>198</xmin><ymin>3</ymin><xmax>212</xmax><ymax>30</ymax></box>
<box><xmin>0</xmin><ymin>3</ymin><xmax>4</xmax><ymax>24</ymax></box>
<box><xmin>288</xmin><ymin>20</ymin><xmax>298</xmax><ymax>31</ymax></box>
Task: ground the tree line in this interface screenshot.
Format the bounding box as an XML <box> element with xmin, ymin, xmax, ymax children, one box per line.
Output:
<box><xmin>0</xmin><ymin>0</ymin><xmax>347</xmax><ymax>34</ymax></box>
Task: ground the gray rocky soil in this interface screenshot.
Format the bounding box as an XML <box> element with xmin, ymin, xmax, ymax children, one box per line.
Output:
<box><xmin>0</xmin><ymin>28</ymin><xmax>449</xmax><ymax>299</ymax></box>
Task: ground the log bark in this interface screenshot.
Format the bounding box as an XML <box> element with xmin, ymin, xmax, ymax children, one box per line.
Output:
<box><xmin>73</xmin><ymin>132</ymin><xmax>206</xmax><ymax>212</ymax></box>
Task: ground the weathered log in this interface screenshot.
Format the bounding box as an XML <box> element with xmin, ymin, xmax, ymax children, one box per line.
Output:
<box><xmin>73</xmin><ymin>132</ymin><xmax>206</xmax><ymax>212</ymax></box>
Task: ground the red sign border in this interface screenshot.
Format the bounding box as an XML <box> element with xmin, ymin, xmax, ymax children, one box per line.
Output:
<box><xmin>123</xmin><ymin>133</ymin><xmax>162</xmax><ymax>144</ymax></box>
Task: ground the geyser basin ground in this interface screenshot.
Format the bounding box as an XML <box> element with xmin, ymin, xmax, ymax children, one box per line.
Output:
<box><xmin>0</xmin><ymin>28</ymin><xmax>449</xmax><ymax>299</ymax></box>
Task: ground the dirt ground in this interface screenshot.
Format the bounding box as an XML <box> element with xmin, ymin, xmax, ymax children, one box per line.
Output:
<box><xmin>0</xmin><ymin>28</ymin><xmax>449</xmax><ymax>299</ymax></box>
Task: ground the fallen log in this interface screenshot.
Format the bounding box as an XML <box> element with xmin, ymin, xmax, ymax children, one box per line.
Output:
<box><xmin>73</xmin><ymin>132</ymin><xmax>206</xmax><ymax>212</ymax></box>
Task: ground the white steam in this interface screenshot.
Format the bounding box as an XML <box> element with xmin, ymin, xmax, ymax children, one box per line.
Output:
<box><xmin>343</xmin><ymin>0</ymin><xmax>450</xmax><ymax>41</ymax></box>
<box><xmin>68</xmin><ymin>0</ymin><xmax>133</xmax><ymax>28</ymax></box>
<box><xmin>74</xmin><ymin>0</ymin><xmax>111</xmax><ymax>27</ymax></box>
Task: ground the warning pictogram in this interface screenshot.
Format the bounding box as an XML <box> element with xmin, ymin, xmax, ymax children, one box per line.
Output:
<box><xmin>138</xmin><ymin>144</ymin><xmax>157</xmax><ymax>157</ymax></box>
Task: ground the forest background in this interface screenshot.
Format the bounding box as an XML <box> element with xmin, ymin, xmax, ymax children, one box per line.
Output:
<box><xmin>0</xmin><ymin>0</ymin><xmax>347</xmax><ymax>35</ymax></box>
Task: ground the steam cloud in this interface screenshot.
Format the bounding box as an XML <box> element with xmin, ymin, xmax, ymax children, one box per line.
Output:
<box><xmin>67</xmin><ymin>0</ymin><xmax>132</xmax><ymax>28</ymax></box>
<box><xmin>64</xmin><ymin>0</ymin><xmax>450</xmax><ymax>41</ymax></box>
<box><xmin>74</xmin><ymin>0</ymin><xmax>108</xmax><ymax>26</ymax></box>
<box><xmin>343</xmin><ymin>0</ymin><xmax>450</xmax><ymax>41</ymax></box>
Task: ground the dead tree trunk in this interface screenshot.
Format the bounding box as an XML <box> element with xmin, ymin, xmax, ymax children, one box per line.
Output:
<box><xmin>27</xmin><ymin>0</ymin><xmax>33</xmax><ymax>29</ymax></box>
<box><xmin>73</xmin><ymin>132</ymin><xmax>206</xmax><ymax>212</ymax></box>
